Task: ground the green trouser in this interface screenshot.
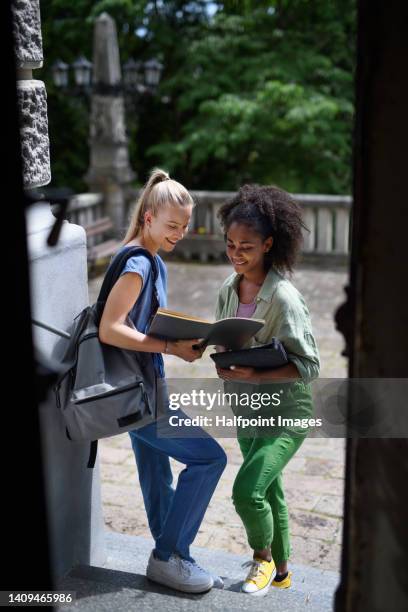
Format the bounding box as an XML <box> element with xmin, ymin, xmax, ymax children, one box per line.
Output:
<box><xmin>232</xmin><ymin>432</ymin><xmax>305</xmax><ymax>564</ymax></box>
<box><xmin>230</xmin><ymin>381</ymin><xmax>313</xmax><ymax>564</ymax></box>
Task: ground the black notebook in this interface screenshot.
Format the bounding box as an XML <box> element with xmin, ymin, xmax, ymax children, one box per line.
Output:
<box><xmin>210</xmin><ymin>339</ymin><xmax>288</xmax><ymax>370</ymax></box>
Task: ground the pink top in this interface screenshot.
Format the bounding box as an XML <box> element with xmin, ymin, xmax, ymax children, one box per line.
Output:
<box><xmin>236</xmin><ymin>301</ymin><xmax>257</xmax><ymax>318</ymax></box>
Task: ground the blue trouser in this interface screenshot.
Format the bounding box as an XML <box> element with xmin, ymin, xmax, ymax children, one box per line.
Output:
<box><xmin>129</xmin><ymin>410</ymin><xmax>227</xmax><ymax>562</ymax></box>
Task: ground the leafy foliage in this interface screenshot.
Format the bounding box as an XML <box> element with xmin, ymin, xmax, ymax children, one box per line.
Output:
<box><xmin>40</xmin><ymin>0</ymin><xmax>356</xmax><ymax>193</ymax></box>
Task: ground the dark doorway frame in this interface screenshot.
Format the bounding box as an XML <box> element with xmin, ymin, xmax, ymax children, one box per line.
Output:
<box><xmin>335</xmin><ymin>2</ymin><xmax>408</xmax><ymax>611</ymax></box>
<box><xmin>2</xmin><ymin>0</ymin><xmax>53</xmax><ymax>598</ymax></box>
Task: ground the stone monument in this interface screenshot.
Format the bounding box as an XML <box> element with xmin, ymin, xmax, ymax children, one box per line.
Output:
<box><xmin>84</xmin><ymin>12</ymin><xmax>136</xmax><ymax>238</ymax></box>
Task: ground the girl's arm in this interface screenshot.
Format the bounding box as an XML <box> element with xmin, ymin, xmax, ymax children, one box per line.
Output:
<box><xmin>258</xmin><ymin>362</ymin><xmax>300</xmax><ymax>381</ymax></box>
<box><xmin>99</xmin><ymin>272</ymin><xmax>202</xmax><ymax>362</ymax></box>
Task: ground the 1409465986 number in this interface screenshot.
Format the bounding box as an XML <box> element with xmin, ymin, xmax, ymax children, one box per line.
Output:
<box><xmin>4</xmin><ymin>591</ymin><xmax>75</xmax><ymax>605</ymax></box>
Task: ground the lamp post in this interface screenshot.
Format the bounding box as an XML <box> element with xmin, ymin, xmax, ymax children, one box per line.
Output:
<box><xmin>50</xmin><ymin>13</ymin><xmax>164</xmax><ymax>238</ymax></box>
<box><xmin>72</xmin><ymin>55</ymin><xmax>93</xmax><ymax>88</ymax></box>
<box><xmin>51</xmin><ymin>54</ymin><xmax>163</xmax><ymax>99</ymax></box>
<box><xmin>51</xmin><ymin>59</ymin><xmax>69</xmax><ymax>88</ymax></box>
<box><xmin>144</xmin><ymin>58</ymin><xmax>163</xmax><ymax>90</ymax></box>
<box><xmin>122</xmin><ymin>58</ymin><xmax>144</xmax><ymax>92</ymax></box>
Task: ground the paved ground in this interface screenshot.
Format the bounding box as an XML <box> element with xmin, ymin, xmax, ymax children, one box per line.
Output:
<box><xmin>89</xmin><ymin>261</ymin><xmax>348</xmax><ymax>573</ymax></box>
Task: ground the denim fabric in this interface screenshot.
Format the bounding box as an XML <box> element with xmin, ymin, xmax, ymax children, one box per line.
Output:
<box><xmin>116</xmin><ymin>246</ymin><xmax>227</xmax><ymax>562</ymax></box>
<box><xmin>129</xmin><ymin>412</ymin><xmax>227</xmax><ymax>562</ymax></box>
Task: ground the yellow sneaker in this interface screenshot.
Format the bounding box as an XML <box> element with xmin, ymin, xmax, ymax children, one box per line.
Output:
<box><xmin>241</xmin><ymin>557</ymin><xmax>276</xmax><ymax>596</ymax></box>
<box><xmin>272</xmin><ymin>570</ymin><xmax>292</xmax><ymax>589</ymax></box>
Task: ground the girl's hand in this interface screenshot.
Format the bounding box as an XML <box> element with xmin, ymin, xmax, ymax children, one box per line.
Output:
<box><xmin>216</xmin><ymin>365</ymin><xmax>260</xmax><ymax>384</ymax></box>
<box><xmin>168</xmin><ymin>339</ymin><xmax>204</xmax><ymax>362</ymax></box>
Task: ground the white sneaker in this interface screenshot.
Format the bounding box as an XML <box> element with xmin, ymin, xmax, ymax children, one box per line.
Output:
<box><xmin>211</xmin><ymin>573</ymin><xmax>224</xmax><ymax>589</ymax></box>
<box><xmin>146</xmin><ymin>551</ymin><xmax>214</xmax><ymax>593</ymax></box>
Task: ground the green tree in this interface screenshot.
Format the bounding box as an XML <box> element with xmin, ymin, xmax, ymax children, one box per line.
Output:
<box><xmin>40</xmin><ymin>0</ymin><xmax>356</xmax><ymax>194</ymax></box>
<box><xmin>40</xmin><ymin>0</ymin><xmax>213</xmax><ymax>190</ymax></box>
<box><xmin>149</xmin><ymin>1</ymin><xmax>356</xmax><ymax>192</ymax></box>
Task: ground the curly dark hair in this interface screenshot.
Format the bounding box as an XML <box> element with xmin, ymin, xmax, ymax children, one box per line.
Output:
<box><xmin>217</xmin><ymin>184</ymin><xmax>307</xmax><ymax>274</ymax></box>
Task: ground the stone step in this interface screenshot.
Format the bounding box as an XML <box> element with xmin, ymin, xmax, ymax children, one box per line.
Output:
<box><xmin>56</xmin><ymin>531</ymin><xmax>339</xmax><ymax>611</ymax></box>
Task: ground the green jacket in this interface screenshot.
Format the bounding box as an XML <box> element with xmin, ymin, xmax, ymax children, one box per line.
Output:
<box><xmin>215</xmin><ymin>267</ymin><xmax>320</xmax><ymax>382</ymax></box>
<box><xmin>214</xmin><ymin>267</ymin><xmax>320</xmax><ymax>435</ymax></box>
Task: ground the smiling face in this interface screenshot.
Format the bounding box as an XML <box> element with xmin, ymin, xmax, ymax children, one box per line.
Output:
<box><xmin>144</xmin><ymin>202</ymin><xmax>193</xmax><ymax>251</ymax></box>
<box><xmin>226</xmin><ymin>221</ymin><xmax>273</xmax><ymax>274</ymax></box>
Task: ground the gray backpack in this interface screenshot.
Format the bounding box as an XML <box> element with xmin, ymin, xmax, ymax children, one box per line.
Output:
<box><xmin>54</xmin><ymin>246</ymin><xmax>163</xmax><ymax>468</ymax></box>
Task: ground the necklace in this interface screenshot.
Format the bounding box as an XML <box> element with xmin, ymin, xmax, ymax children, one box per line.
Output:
<box><xmin>239</xmin><ymin>279</ymin><xmax>261</xmax><ymax>305</ymax></box>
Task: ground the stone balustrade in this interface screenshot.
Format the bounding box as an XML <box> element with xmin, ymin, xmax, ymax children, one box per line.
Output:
<box><xmin>68</xmin><ymin>190</ymin><xmax>352</xmax><ymax>262</ymax></box>
<box><xmin>67</xmin><ymin>193</ymin><xmax>105</xmax><ymax>248</ymax></box>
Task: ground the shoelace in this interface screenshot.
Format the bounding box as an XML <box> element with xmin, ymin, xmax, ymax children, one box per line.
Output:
<box><xmin>181</xmin><ymin>558</ymin><xmax>207</xmax><ymax>575</ymax></box>
<box><xmin>241</xmin><ymin>559</ymin><xmax>268</xmax><ymax>583</ymax></box>
<box><xmin>165</xmin><ymin>555</ymin><xmax>184</xmax><ymax>569</ymax></box>
<box><xmin>170</xmin><ymin>556</ymin><xmax>206</xmax><ymax>579</ymax></box>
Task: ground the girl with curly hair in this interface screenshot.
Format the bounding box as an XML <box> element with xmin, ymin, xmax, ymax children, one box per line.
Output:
<box><xmin>214</xmin><ymin>184</ymin><xmax>320</xmax><ymax>597</ymax></box>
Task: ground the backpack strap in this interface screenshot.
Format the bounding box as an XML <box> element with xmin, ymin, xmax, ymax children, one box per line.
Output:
<box><xmin>94</xmin><ymin>246</ymin><xmax>159</xmax><ymax>327</ymax></box>
<box><xmin>87</xmin><ymin>440</ymin><xmax>98</xmax><ymax>469</ymax></box>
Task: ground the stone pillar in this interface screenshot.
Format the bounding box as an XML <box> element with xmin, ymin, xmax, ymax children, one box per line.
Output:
<box><xmin>12</xmin><ymin>0</ymin><xmax>106</xmax><ymax>582</ymax></box>
<box><xmin>13</xmin><ymin>0</ymin><xmax>50</xmax><ymax>188</ymax></box>
<box><xmin>84</xmin><ymin>12</ymin><xmax>135</xmax><ymax>237</ymax></box>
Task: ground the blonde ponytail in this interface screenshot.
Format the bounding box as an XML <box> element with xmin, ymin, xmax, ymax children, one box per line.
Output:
<box><xmin>121</xmin><ymin>168</ymin><xmax>194</xmax><ymax>245</ymax></box>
